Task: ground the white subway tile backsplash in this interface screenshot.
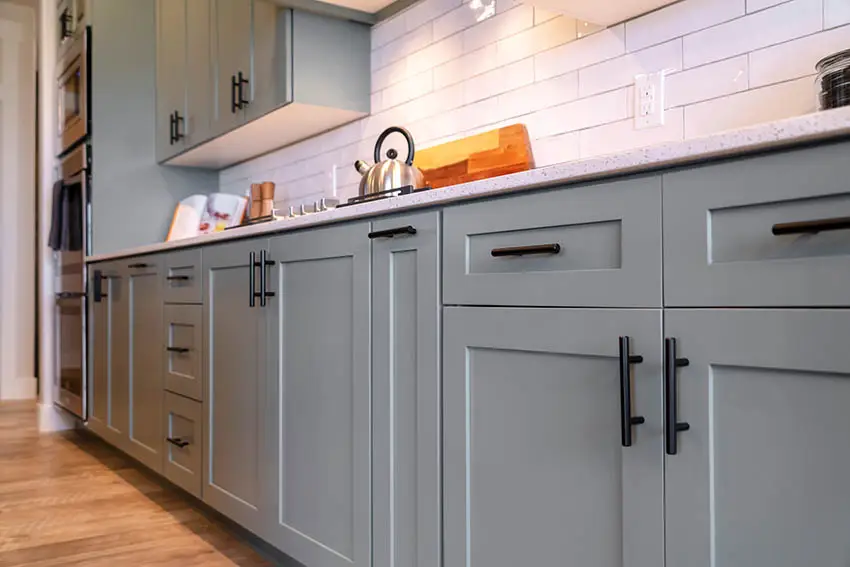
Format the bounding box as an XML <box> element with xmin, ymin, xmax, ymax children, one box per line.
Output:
<box><xmin>463</xmin><ymin>5</ymin><xmax>534</xmax><ymax>52</ymax></box>
<box><xmin>578</xmin><ymin>38</ymin><xmax>682</xmax><ymax>98</ymax></box>
<box><xmin>225</xmin><ymin>0</ymin><xmax>832</xmax><ymax>209</ymax></box>
<box><xmin>667</xmin><ymin>55</ymin><xmax>749</xmax><ymax>107</ymax></box>
<box><xmin>404</xmin><ymin>0</ymin><xmax>463</xmax><ymax>31</ymax></box>
<box><xmin>527</xmin><ymin>88</ymin><xmax>630</xmax><ymax>138</ymax></box>
<box><xmin>371</xmin><ymin>16</ymin><xmax>406</xmax><ymax>50</ymax></box>
<box><xmin>373</xmin><ymin>22</ymin><xmax>433</xmax><ymax>70</ymax></box>
<box><xmin>433</xmin><ymin>3</ymin><xmax>479</xmax><ymax>41</ymax></box>
<box><xmin>626</xmin><ymin>0</ymin><xmax>744</xmax><ymax>52</ymax></box>
<box><xmin>579</xmin><ymin>107</ymin><xmax>685</xmax><ymax>157</ymax></box>
<box><xmin>407</xmin><ymin>34</ymin><xmax>465</xmax><ymax>76</ymax></box>
<box><xmin>826</xmin><ymin>0</ymin><xmax>850</xmax><ymax>27</ymax></box>
<box><xmin>498</xmin><ymin>15</ymin><xmax>578</xmax><ymax>66</ymax></box>
<box><xmin>462</xmin><ymin>58</ymin><xmax>535</xmax><ymax>103</ymax></box>
<box><xmin>381</xmin><ymin>71</ymin><xmax>435</xmax><ymax>109</ymax></box>
<box><xmin>372</xmin><ymin>58</ymin><xmax>408</xmax><ymax>92</ymax></box>
<box><xmin>746</xmin><ymin>0</ymin><xmax>788</xmax><ymax>12</ymax></box>
<box><xmin>750</xmin><ymin>25</ymin><xmax>850</xmax><ymax>87</ymax></box>
<box><xmin>534</xmin><ymin>24</ymin><xmax>625</xmax><ymax>81</ymax></box>
<box><xmin>498</xmin><ymin>71</ymin><xmax>579</xmax><ymax>117</ymax></box>
<box><xmin>433</xmin><ymin>43</ymin><xmax>498</xmax><ymax>88</ymax></box>
<box><xmin>534</xmin><ymin>7</ymin><xmax>561</xmax><ymax>24</ymax></box>
<box><xmin>684</xmin><ymin>76</ymin><xmax>815</xmax><ymax>136</ymax></box>
<box><xmin>683</xmin><ymin>0</ymin><xmax>823</xmax><ymax>68</ymax></box>
<box><xmin>532</xmin><ymin>131</ymin><xmax>581</xmax><ymax>166</ymax></box>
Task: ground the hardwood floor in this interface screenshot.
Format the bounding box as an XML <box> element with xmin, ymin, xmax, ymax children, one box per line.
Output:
<box><xmin>0</xmin><ymin>402</ymin><xmax>271</xmax><ymax>567</ymax></box>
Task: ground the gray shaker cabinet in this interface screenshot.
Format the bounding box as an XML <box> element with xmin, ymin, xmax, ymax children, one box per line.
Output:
<box><xmin>155</xmin><ymin>0</ymin><xmax>186</xmax><ymax>162</ymax></box>
<box><xmin>443</xmin><ymin>307</ymin><xmax>664</xmax><ymax>567</ymax></box>
<box><xmin>371</xmin><ymin>212</ymin><xmax>441</xmax><ymax>567</ymax></box>
<box><xmin>156</xmin><ymin>0</ymin><xmax>214</xmax><ymax>161</ymax></box>
<box><xmin>202</xmin><ymin>238</ymin><xmax>269</xmax><ymax>535</ymax></box>
<box><xmin>264</xmin><ymin>222</ymin><xmax>371</xmax><ymax>567</ymax></box>
<box><xmin>88</xmin><ymin>261</ymin><xmax>126</xmax><ymax>449</ymax></box>
<box><xmin>212</xmin><ymin>0</ymin><xmax>252</xmax><ymax>135</ymax></box>
<box><xmin>124</xmin><ymin>258</ymin><xmax>164</xmax><ymax>474</ymax></box>
<box><xmin>665</xmin><ymin>309</ymin><xmax>850</xmax><ymax>567</ymax></box>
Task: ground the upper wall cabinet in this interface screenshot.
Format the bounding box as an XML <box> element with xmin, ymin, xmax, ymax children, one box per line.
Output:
<box><xmin>156</xmin><ymin>0</ymin><xmax>214</xmax><ymax>162</ymax></box>
<box><xmin>156</xmin><ymin>0</ymin><xmax>371</xmax><ymax>169</ymax></box>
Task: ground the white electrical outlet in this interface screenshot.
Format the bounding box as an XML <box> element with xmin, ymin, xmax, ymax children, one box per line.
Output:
<box><xmin>634</xmin><ymin>71</ymin><xmax>666</xmax><ymax>130</ymax></box>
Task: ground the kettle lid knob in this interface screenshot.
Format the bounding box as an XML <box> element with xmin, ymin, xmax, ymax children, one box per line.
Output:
<box><xmin>386</xmin><ymin>148</ymin><xmax>398</xmax><ymax>160</ymax></box>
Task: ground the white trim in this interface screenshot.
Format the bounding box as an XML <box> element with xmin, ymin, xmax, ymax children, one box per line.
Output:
<box><xmin>37</xmin><ymin>402</ymin><xmax>76</xmax><ymax>432</ymax></box>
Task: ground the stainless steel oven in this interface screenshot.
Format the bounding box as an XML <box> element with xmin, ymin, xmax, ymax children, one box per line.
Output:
<box><xmin>57</xmin><ymin>26</ymin><xmax>89</xmax><ymax>157</ymax></box>
<box><xmin>55</xmin><ymin>144</ymin><xmax>91</xmax><ymax>419</ymax></box>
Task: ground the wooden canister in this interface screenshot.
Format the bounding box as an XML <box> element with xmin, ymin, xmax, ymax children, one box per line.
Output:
<box><xmin>260</xmin><ymin>182</ymin><xmax>275</xmax><ymax>217</ymax></box>
<box><xmin>249</xmin><ymin>183</ymin><xmax>262</xmax><ymax>219</ymax></box>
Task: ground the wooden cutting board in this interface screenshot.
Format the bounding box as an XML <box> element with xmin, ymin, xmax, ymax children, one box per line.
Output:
<box><xmin>414</xmin><ymin>124</ymin><xmax>534</xmax><ymax>189</ymax></box>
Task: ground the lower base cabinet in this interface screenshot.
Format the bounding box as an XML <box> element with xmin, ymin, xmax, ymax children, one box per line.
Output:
<box><xmin>264</xmin><ymin>222</ymin><xmax>372</xmax><ymax>567</ymax></box>
<box><xmin>665</xmin><ymin>309</ymin><xmax>850</xmax><ymax>567</ymax></box>
<box><xmin>163</xmin><ymin>392</ymin><xmax>203</xmax><ymax>498</ymax></box>
<box><xmin>371</xmin><ymin>212</ymin><xmax>442</xmax><ymax>567</ymax></box>
<box><xmin>202</xmin><ymin>239</ymin><xmax>269</xmax><ymax>535</ymax></box>
<box><xmin>443</xmin><ymin>307</ymin><xmax>665</xmax><ymax>567</ymax></box>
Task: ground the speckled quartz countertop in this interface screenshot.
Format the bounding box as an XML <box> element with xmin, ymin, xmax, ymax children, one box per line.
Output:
<box><xmin>87</xmin><ymin>107</ymin><xmax>850</xmax><ymax>263</ymax></box>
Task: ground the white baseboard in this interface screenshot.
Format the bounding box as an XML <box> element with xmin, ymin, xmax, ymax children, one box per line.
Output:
<box><xmin>37</xmin><ymin>402</ymin><xmax>76</xmax><ymax>432</ymax></box>
<box><xmin>1</xmin><ymin>376</ymin><xmax>37</xmax><ymax>401</ymax></box>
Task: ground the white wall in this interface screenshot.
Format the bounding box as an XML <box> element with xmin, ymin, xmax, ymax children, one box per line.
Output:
<box><xmin>0</xmin><ymin>0</ymin><xmax>37</xmax><ymax>401</ymax></box>
<box><xmin>221</xmin><ymin>0</ymin><xmax>848</xmax><ymax>206</ymax></box>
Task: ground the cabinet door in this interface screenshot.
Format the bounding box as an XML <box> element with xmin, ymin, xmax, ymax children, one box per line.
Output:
<box><xmin>372</xmin><ymin>212</ymin><xmax>441</xmax><ymax>567</ymax></box>
<box><xmin>265</xmin><ymin>222</ymin><xmax>371</xmax><ymax>567</ymax></box>
<box><xmin>185</xmin><ymin>0</ymin><xmax>213</xmax><ymax>146</ymax></box>
<box><xmin>108</xmin><ymin>265</ymin><xmax>131</xmax><ymax>451</ymax></box>
<box><xmin>87</xmin><ymin>266</ymin><xmax>112</xmax><ymax>440</ymax></box>
<box><xmin>203</xmin><ymin>239</ymin><xmax>267</xmax><ymax>534</ymax></box>
<box><xmin>212</xmin><ymin>0</ymin><xmax>251</xmax><ymax>134</ymax></box>
<box><xmin>665</xmin><ymin>310</ymin><xmax>850</xmax><ymax>567</ymax></box>
<box><xmin>125</xmin><ymin>259</ymin><xmax>164</xmax><ymax>473</ymax></box>
<box><xmin>155</xmin><ymin>0</ymin><xmax>187</xmax><ymax>162</ymax></box>
<box><xmin>444</xmin><ymin>307</ymin><xmax>664</xmax><ymax>567</ymax></box>
<box><xmin>246</xmin><ymin>1</ymin><xmax>292</xmax><ymax>122</ymax></box>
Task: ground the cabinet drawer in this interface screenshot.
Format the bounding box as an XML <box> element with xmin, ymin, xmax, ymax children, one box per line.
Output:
<box><xmin>163</xmin><ymin>392</ymin><xmax>202</xmax><ymax>499</ymax></box>
<box><xmin>443</xmin><ymin>176</ymin><xmax>662</xmax><ymax>307</ymax></box>
<box><xmin>163</xmin><ymin>304</ymin><xmax>202</xmax><ymax>401</ymax></box>
<box><xmin>664</xmin><ymin>141</ymin><xmax>850</xmax><ymax>307</ymax></box>
<box><xmin>164</xmin><ymin>249</ymin><xmax>202</xmax><ymax>304</ymax></box>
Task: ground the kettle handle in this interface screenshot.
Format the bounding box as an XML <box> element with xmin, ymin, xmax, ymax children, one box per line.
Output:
<box><xmin>375</xmin><ymin>127</ymin><xmax>416</xmax><ymax>166</ymax></box>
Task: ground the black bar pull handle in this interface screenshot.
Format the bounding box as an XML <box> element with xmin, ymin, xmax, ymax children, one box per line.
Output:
<box><xmin>256</xmin><ymin>250</ymin><xmax>276</xmax><ymax>307</ymax></box>
<box><xmin>491</xmin><ymin>243</ymin><xmax>561</xmax><ymax>257</ymax></box>
<box><xmin>128</xmin><ymin>262</ymin><xmax>151</xmax><ymax>269</ymax></box>
<box><xmin>166</xmin><ymin>275</ymin><xmax>191</xmax><ymax>281</ymax></box>
<box><xmin>166</xmin><ymin>437</ymin><xmax>190</xmax><ymax>448</ymax></box>
<box><xmin>169</xmin><ymin>112</ymin><xmax>176</xmax><ymax>145</ymax></box>
<box><xmin>772</xmin><ymin>216</ymin><xmax>850</xmax><ymax>236</ymax></box>
<box><xmin>231</xmin><ymin>74</ymin><xmax>240</xmax><ymax>113</ymax></box>
<box><xmin>368</xmin><ymin>225</ymin><xmax>417</xmax><ymax>239</ymax></box>
<box><xmin>619</xmin><ymin>336</ymin><xmax>645</xmax><ymax>448</ymax></box>
<box><xmin>166</xmin><ymin>347</ymin><xmax>190</xmax><ymax>354</ymax></box>
<box><xmin>664</xmin><ymin>338</ymin><xmax>690</xmax><ymax>456</ymax></box>
<box><xmin>93</xmin><ymin>270</ymin><xmax>104</xmax><ymax>302</ymax></box>
<box><xmin>174</xmin><ymin>111</ymin><xmax>185</xmax><ymax>141</ymax></box>
<box><xmin>238</xmin><ymin>71</ymin><xmax>249</xmax><ymax>108</ymax></box>
<box><xmin>249</xmin><ymin>251</ymin><xmax>257</xmax><ymax>307</ymax></box>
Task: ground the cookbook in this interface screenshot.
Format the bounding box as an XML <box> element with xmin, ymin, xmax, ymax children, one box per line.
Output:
<box><xmin>167</xmin><ymin>193</ymin><xmax>248</xmax><ymax>241</ymax></box>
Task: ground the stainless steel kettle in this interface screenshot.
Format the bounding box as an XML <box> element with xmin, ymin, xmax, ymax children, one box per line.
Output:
<box><xmin>355</xmin><ymin>127</ymin><xmax>425</xmax><ymax>196</ymax></box>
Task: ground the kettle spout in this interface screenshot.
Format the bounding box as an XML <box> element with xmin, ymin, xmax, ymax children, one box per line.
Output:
<box><xmin>354</xmin><ymin>160</ymin><xmax>370</xmax><ymax>175</ymax></box>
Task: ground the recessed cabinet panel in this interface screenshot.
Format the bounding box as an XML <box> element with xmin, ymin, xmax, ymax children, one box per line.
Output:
<box><xmin>666</xmin><ymin>309</ymin><xmax>850</xmax><ymax>566</ymax></box>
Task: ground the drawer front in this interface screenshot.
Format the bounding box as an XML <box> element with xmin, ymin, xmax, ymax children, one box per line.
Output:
<box><xmin>664</xmin><ymin>141</ymin><xmax>850</xmax><ymax>307</ymax></box>
<box><xmin>163</xmin><ymin>304</ymin><xmax>202</xmax><ymax>401</ymax></box>
<box><xmin>164</xmin><ymin>249</ymin><xmax>202</xmax><ymax>304</ymax></box>
<box><xmin>443</xmin><ymin>176</ymin><xmax>662</xmax><ymax>307</ymax></box>
<box><xmin>163</xmin><ymin>392</ymin><xmax>202</xmax><ymax>499</ymax></box>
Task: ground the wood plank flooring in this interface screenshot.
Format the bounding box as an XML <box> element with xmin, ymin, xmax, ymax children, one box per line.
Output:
<box><xmin>0</xmin><ymin>402</ymin><xmax>271</xmax><ymax>567</ymax></box>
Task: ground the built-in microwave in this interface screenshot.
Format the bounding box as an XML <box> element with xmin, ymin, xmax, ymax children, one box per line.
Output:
<box><xmin>57</xmin><ymin>26</ymin><xmax>89</xmax><ymax>157</ymax></box>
